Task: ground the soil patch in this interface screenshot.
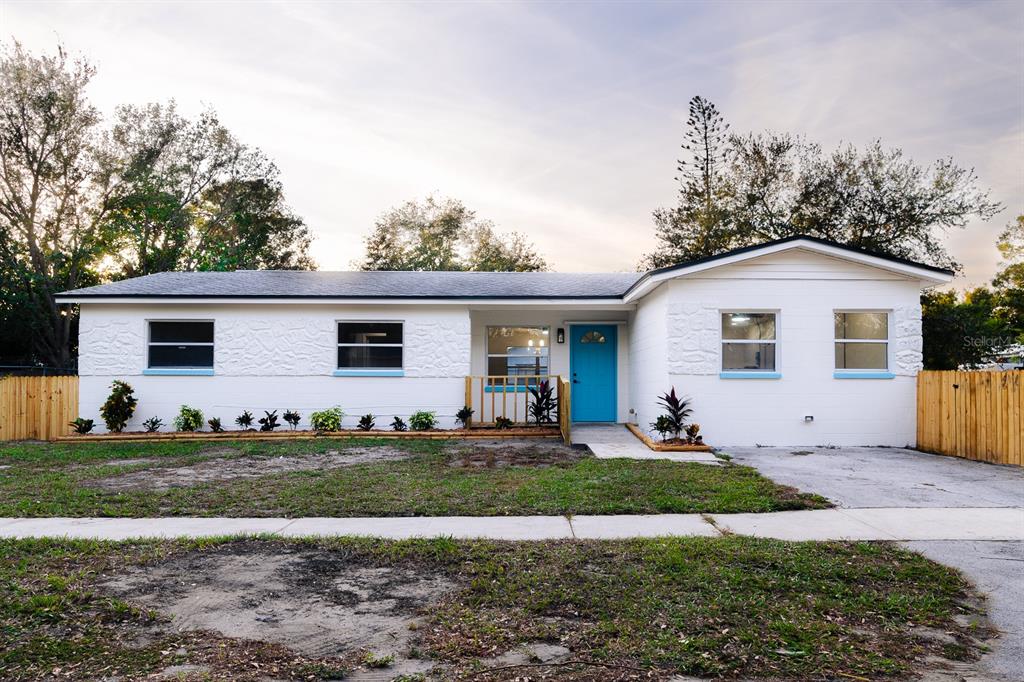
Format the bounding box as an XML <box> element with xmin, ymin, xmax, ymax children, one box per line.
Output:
<box><xmin>97</xmin><ymin>542</ymin><xmax>454</xmax><ymax>664</ymax></box>
<box><xmin>447</xmin><ymin>439</ymin><xmax>585</xmax><ymax>468</ymax></box>
<box><xmin>87</xmin><ymin>446</ymin><xmax>413</xmax><ymax>491</ymax></box>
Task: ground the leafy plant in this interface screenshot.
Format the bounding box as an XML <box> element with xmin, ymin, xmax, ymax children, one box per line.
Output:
<box><xmin>258</xmin><ymin>410</ymin><xmax>280</xmax><ymax>432</ymax></box>
<box><xmin>99</xmin><ymin>380</ymin><xmax>138</xmax><ymax>433</ymax></box>
<box><xmin>283</xmin><ymin>410</ymin><xmax>301</xmax><ymax>430</ymax></box>
<box><xmin>391</xmin><ymin>416</ymin><xmax>407</xmax><ymax>432</ymax></box>
<box><xmin>494</xmin><ymin>416</ymin><xmax>513</xmax><ymax>430</ymax></box>
<box><xmin>173</xmin><ymin>405</ymin><xmax>204</xmax><ymax>432</ymax></box>
<box><xmin>651</xmin><ymin>415</ymin><xmax>674</xmax><ymax>441</ymax></box>
<box><xmin>409</xmin><ymin>410</ymin><xmax>437</xmax><ymax>431</ymax></box>
<box><xmin>235</xmin><ymin>410</ymin><xmax>254</xmax><ymax>430</ymax></box>
<box><xmin>207</xmin><ymin>417</ymin><xmax>224</xmax><ymax>433</ymax></box>
<box><xmin>362</xmin><ymin>652</ymin><xmax>394</xmax><ymax>669</ymax></box>
<box><xmin>310</xmin><ymin>406</ymin><xmax>344</xmax><ymax>432</ymax></box>
<box><xmin>527</xmin><ymin>379</ymin><xmax>556</xmax><ymax>425</ymax></box>
<box><xmin>455</xmin><ymin>405</ymin><xmax>474</xmax><ymax>429</ymax></box>
<box><xmin>655</xmin><ymin>388</ymin><xmax>693</xmax><ymax>441</ymax></box>
<box><xmin>685</xmin><ymin>423</ymin><xmax>702</xmax><ymax>445</ymax></box>
<box><xmin>357</xmin><ymin>414</ymin><xmax>376</xmax><ymax>431</ymax></box>
<box><xmin>142</xmin><ymin>416</ymin><xmax>163</xmax><ymax>433</ymax></box>
<box><xmin>69</xmin><ymin>417</ymin><xmax>94</xmax><ymax>434</ymax></box>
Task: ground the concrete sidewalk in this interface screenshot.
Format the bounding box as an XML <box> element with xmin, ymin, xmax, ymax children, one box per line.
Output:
<box><xmin>1</xmin><ymin>507</ymin><xmax>1020</xmax><ymax>541</ymax></box>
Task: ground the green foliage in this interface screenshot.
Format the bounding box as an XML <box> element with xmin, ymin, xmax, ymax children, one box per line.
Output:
<box><xmin>309</xmin><ymin>407</ymin><xmax>344</xmax><ymax>432</ymax></box>
<box><xmin>98</xmin><ymin>381</ymin><xmax>138</xmax><ymax>433</ymax></box>
<box><xmin>455</xmin><ymin>406</ymin><xmax>474</xmax><ymax>429</ymax></box>
<box><xmin>494</xmin><ymin>416</ymin><xmax>513</xmax><ymax>430</ymax></box>
<box><xmin>68</xmin><ymin>418</ymin><xmax>94</xmax><ymax>434</ymax></box>
<box><xmin>234</xmin><ymin>410</ymin><xmax>254</xmax><ymax>430</ymax></box>
<box><xmin>207</xmin><ymin>417</ymin><xmax>223</xmax><ymax>433</ymax></box>
<box><xmin>651</xmin><ymin>415</ymin><xmax>674</xmax><ymax>441</ymax></box>
<box><xmin>172</xmin><ymin>405</ymin><xmax>203</xmax><ymax>432</ymax></box>
<box><xmin>283</xmin><ymin>410</ymin><xmax>301</xmax><ymax>430</ymax></box>
<box><xmin>258</xmin><ymin>410</ymin><xmax>280</xmax><ymax>432</ymax></box>
<box><xmin>643</xmin><ymin>96</ymin><xmax>1001</xmax><ymax>271</ymax></box>
<box><xmin>921</xmin><ymin>289</ymin><xmax>1017</xmax><ymax>369</ymax></box>
<box><xmin>390</xmin><ymin>416</ymin><xmax>408</xmax><ymax>432</ymax></box>
<box><xmin>527</xmin><ymin>380</ymin><xmax>556</xmax><ymax>425</ymax></box>
<box><xmin>141</xmin><ymin>417</ymin><xmax>162</xmax><ymax>433</ymax></box>
<box><xmin>409</xmin><ymin>411</ymin><xmax>437</xmax><ymax>431</ymax></box>
<box><xmin>359</xmin><ymin>195</ymin><xmax>547</xmax><ymax>272</ymax></box>
<box><xmin>655</xmin><ymin>388</ymin><xmax>693</xmax><ymax>441</ymax></box>
<box><xmin>361</xmin><ymin>652</ymin><xmax>394</xmax><ymax>669</ymax></box>
<box><xmin>357</xmin><ymin>414</ymin><xmax>376</xmax><ymax>431</ymax></box>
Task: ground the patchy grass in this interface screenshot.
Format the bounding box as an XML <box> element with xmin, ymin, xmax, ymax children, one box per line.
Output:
<box><xmin>0</xmin><ymin>536</ymin><xmax>989</xmax><ymax>681</ymax></box>
<box><xmin>0</xmin><ymin>439</ymin><xmax>828</xmax><ymax>517</ymax></box>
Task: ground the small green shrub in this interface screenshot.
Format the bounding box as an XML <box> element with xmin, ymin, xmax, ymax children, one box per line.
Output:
<box><xmin>99</xmin><ymin>380</ymin><xmax>138</xmax><ymax>433</ymax></box>
<box><xmin>173</xmin><ymin>405</ymin><xmax>203</xmax><ymax>432</ymax></box>
<box><xmin>362</xmin><ymin>652</ymin><xmax>394</xmax><ymax>669</ymax></box>
<box><xmin>283</xmin><ymin>410</ymin><xmax>301</xmax><ymax>430</ymax></box>
<box><xmin>142</xmin><ymin>416</ymin><xmax>163</xmax><ymax>433</ymax></box>
<box><xmin>235</xmin><ymin>410</ymin><xmax>254</xmax><ymax>430</ymax></box>
<box><xmin>409</xmin><ymin>411</ymin><xmax>437</xmax><ymax>431</ymax></box>
<box><xmin>310</xmin><ymin>406</ymin><xmax>344</xmax><ymax>432</ymax></box>
<box><xmin>207</xmin><ymin>417</ymin><xmax>224</xmax><ymax>433</ymax></box>
<box><xmin>69</xmin><ymin>417</ymin><xmax>94</xmax><ymax>434</ymax></box>
<box><xmin>651</xmin><ymin>415</ymin><xmax>674</xmax><ymax>441</ymax></box>
<box><xmin>258</xmin><ymin>410</ymin><xmax>280</xmax><ymax>432</ymax></box>
<box><xmin>455</xmin><ymin>406</ymin><xmax>474</xmax><ymax>428</ymax></box>
<box><xmin>357</xmin><ymin>414</ymin><xmax>375</xmax><ymax>431</ymax></box>
<box><xmin>527</xmin><ymin>379</ymin><xmax>556</xmax><ymax>425</ymax></box>
<box><xmin>391</xmin><ymin>416</ymin><xmax>407</xmax><ymax>432</ymax></box>
<box><xmin>494</xmin><ymin>416</ymin><xmax>513</xmax><ymax>430</ymax></box>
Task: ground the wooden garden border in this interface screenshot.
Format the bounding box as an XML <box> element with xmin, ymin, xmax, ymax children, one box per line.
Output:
<box><xmin>624</xmin><ymin>423</ymin><xmax>714</xmax><ymax>452</ymax></box>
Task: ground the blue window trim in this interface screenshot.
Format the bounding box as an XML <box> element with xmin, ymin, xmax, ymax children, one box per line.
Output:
<box><xmin>719</xmin><ymin>371</ymin><xmax>782</xmax><ymax>379</ymax></box>
<box><xmin>143</xmin><ymin>368</ymin><xmax>214</xmax><ymax>376</ymax></box>
<box><xmin>484</xmin><ymin>384</ymin><xmax>534</xmax><ymax>393</ymax></box>
<box><xmin>834</xmin><ymin>371</ymin><xmax>895</xmax><ymax>379</ymax></box>
<box><xmin>332</xmin><ymin>369</ymin><xmax>404</xmax><ymax>377</ymax></box>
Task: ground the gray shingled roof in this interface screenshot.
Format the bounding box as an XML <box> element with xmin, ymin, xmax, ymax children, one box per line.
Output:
<box><xmin>54</xmin><ymin>270</ymin><xmax>644</xmax><ymax>300</ymax></box>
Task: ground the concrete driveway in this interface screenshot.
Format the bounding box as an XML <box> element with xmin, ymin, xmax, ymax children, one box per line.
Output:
<box><xmin>723</xmin><ymin>446</ymin><xmax>1023</xmax><ymax>681</ymax></box>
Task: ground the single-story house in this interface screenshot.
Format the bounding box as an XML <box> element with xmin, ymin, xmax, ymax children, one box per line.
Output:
<box><xmin>55</xmin><ymin>236</ymin><xmax>953</xmax><ymax>446</ymax></box>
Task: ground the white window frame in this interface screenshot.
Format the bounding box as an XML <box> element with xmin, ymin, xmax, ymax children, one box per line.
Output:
<box><xmin>720</xmin><ymin>310</ymin><xmax>779</xmax><ymax>372</ymax></box>
<box><xmin>486</xmin><ymin>325</ymin><xmax>551</xmax><ymax>379</ymax></box>
<box><xmin>146</xmin><ymin>319</ymin><xmax>215</xmax><ymax>369</ymax></box>
<box><xmin>336</xmin><ymin>320</ymin><xmax>404</xmax><ymax>370</ymax></box>
<box><xmin>833</xmin><ymin>310</ymin><xmax>890</xmax><ymax>371</ymax></box>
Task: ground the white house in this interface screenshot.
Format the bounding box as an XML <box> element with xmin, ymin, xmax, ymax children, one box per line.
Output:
<box><xmin>55</xmin><ymin>236</ymin><xmax>953</xmax><ymax>446</ymax></box>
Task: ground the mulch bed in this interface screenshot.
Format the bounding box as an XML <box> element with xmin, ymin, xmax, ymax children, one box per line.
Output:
<box><xmin>57</xmin><ymin>426</ymin><xmax>563</xmax><ymax>443</ymax></box>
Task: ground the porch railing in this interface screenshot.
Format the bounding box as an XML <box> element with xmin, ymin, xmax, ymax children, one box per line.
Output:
<box><xmin>464</xmin><ymin>375</ymin><xmax>570</xmax><ymax>443</ymax></box>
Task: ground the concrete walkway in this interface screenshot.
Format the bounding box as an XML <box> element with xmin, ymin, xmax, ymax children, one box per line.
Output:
<box><xmin>2</xmin><ymin>507</ymin><xmax>1020</xmax><ymax>541</ymax></box>
<box><xmin>573</xmin><ymin>423</ymin><xmax>720</xmax><ymax>463</ymax></box>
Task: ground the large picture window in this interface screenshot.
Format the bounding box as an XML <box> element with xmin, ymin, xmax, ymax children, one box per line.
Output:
<box><xmin>487</xmin><ymin>326</ymin><xmax>549</xmax><ymax>378</ymax></box>
<box><xmin>148</xmin><ymin>321</ymin><xmax>214</xmax><ymax>368</ymax></box>
<box><xmin>835</xmin><ymin>312</ymin><xmax>888</xmax><ymax>370</ymax></box>
<box><xmin>337</xmin><ymin>321</ymin><xmax>403</xmax><ymax>369</ymax></box>
<box><xmin>721</xmin><ymin>312</ymin><xmax>777</xmax><ymax>371</ymax></box>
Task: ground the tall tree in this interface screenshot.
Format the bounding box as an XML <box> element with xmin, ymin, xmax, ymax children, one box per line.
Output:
<box><xmin>992</xmin><ymin>214</ymin><xmax>1024</xmax><ymax>343</ymax></box>
<box><xmin>643</xmin><ymin>96</ymin><xmax>1002</xmax><ymax>271</ymax></box>
<box><xmin>0</xmin><ymin>42</ymin><xmax>314</xmax><ymax>367</ymax></box>
<box><xmin>359</xmin><ymin>195</ymin><xmax>547</xmax><ymax>272</ymax></box>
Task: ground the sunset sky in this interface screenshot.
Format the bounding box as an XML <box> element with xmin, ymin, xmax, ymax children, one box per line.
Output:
<box><xmin>4</xmin><ymin>0</ymin><xmax>1021</xmax><ymax>287</ymax></box>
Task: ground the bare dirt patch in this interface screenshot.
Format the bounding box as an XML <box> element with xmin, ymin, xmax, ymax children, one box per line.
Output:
<box><xmin>97</xmin><ymin>542</ymin><xmax>453</xmax><ymax>675</ymax></box>
<box><xmin>447</xmin><ymin>439</ymin><xmax>585</xmax><ymax>468</ymax></box>
<box><xmin>86</xmin><ymin>446</ymin><xmax>414</xmax><ymax>491</ymax></box>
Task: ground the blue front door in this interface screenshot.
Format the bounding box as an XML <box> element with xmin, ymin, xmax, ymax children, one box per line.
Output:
<box><xmin>570</xmin><ymin>324</ymin><xmax>617</xmax><ymax>422</ymax></box>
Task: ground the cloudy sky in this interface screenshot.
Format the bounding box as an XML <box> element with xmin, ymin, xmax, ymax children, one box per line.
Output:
<box><xmin>4</xmin><ymin>1</ymin><xmax>1021</xmax><ymax>287</ymax></box>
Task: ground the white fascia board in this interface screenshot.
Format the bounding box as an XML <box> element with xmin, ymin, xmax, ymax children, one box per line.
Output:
<box><xmin>622</xmin><ymin>241</ymin><xmax>954</xmax><ymax>303</ymax></box>
<box><xmin>58</xmin><ymin>296</ymin><xmax>630</xmax><ymax>307</ymax></box>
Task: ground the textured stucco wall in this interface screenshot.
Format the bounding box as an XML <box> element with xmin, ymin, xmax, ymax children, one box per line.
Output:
<box><xmin>78</xmin><ymin>304</ymin><xmax>471</xmax><ymax>431</ymax></box>
<box><xmin>631</xmin><ymin>250</ymin><xmax>930</xmax><ymax>446</ymax></box>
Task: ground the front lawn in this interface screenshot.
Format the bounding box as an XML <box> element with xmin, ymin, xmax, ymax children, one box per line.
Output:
<box><xmin>0</xmin><ymin>536</ymin><xmax>989</xmax><ymax>681</ymax></box>
<box><xmin>0</xmin><ymin>439</ymin><xmax>828</xmax><ymax>517</ymax></box>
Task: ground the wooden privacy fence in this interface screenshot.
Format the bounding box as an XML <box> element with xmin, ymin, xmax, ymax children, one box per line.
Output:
<box><xmin>0</xmin><ymin>375</ymin><xmax>79</xmax><ymax>441</ymax></box>
<box><xmin>917</xmin><ymin>370</ymin><xmax>1022</xmax><ymax>466</ymax></box>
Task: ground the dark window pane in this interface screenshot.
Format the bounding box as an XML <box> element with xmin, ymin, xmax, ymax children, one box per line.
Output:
<box><xmin>148</xmin><ymin>345</ymin><xmax>214</xmax><ymax>368</ymax></box>
<box><xmin>150</xmin><ymin>321</ymin><xmax>213</xmax><ymax>343</ymax></box>
<box><xmin>722</xmin><ymin>343</ymin><xmax>776</xmax><ymax>370</ymax></box>
<box><xmin>338</xmin><ymin>322</ymin><xmax>402</xmax><ymax>345</ymax></box>
<box><xmin>722</xmin><ymin>313</ymin><xmax>776</xmax><ymax>340</ymax></box>
<box><xmin>835</xmin><ymin>342</ymin><xmax>888</xmax><ymax>369</ymax></box>
<box><xmin>338</xmin><ymin>345</ymin><xmax>403</xmax><ymax>368</ymax></box>
<box><xmin>488</xmin><ymin>355</ymin><xmax>548</xmax><ymax>377</ymax></box>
